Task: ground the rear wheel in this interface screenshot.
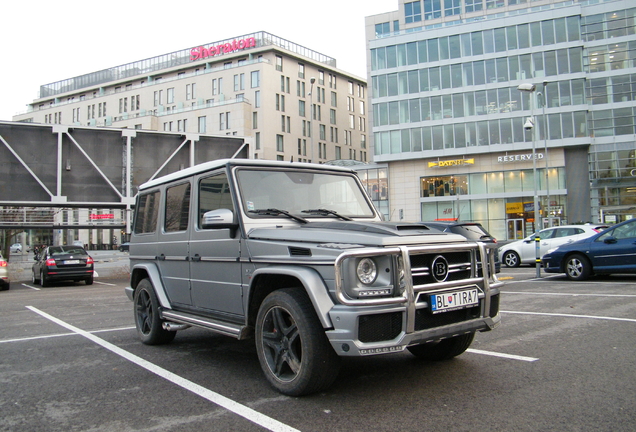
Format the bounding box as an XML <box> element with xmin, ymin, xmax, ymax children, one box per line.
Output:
<box><xmin>565</xmin><ymin>254</ymin><xmax>592</xmax><ymax>281</ymax></box>
<box><xmin>133</xmin><ymin>278</ymin><xmax>176</xmax><ymax>345</ymax></box>
<box><xmin>255</xmin><ymin>288</ymin><xmax>341</xmax><ymax>396</ymax></box>
<box><xmin>408</xmin><ymin>333</ymin><xmax>475</xmax><ymax>361</ymax></box>
<box><xmin>32</xmin><ymin>270</ymin><xmax>40</xmax><ymax>285</ymax></box>
<box><xmin>502</xmin><ymin>251</ymin><xmax>521</xmax><ymax>268</ymax></box>
<box><xmin>85</xmin><ymin>276</ymin><xmax>94</xmax><ymax>285</ymax></box>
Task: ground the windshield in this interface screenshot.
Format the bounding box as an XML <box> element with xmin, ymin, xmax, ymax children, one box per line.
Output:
<box><xmin>236</xmin><ymin>168</ymin><xmax>376</xmax><ymax>219</ymax></box>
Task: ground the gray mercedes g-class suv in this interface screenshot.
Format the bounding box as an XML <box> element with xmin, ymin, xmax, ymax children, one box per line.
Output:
<box><xmin>126</xmin><ymin>159</ymin><xmax>502</xmax><ymax>396</ymax></box>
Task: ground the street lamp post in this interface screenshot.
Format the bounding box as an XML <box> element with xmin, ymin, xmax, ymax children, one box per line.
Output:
<box><xmin>309</xmin><ymin>77</ymin><xmax>316</xmax><ymax>163</ymax></box>
<box><xmin>539</xmin><ymin>80</ymin><xmax>551</xmax><ymax>226</ymax></box>
<box><xmin>518</xmin><ymin>83</ymin><xmax>541</xmax><ymax>278</ymax></box>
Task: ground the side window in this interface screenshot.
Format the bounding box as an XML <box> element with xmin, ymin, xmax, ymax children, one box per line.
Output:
<box><xmin>133</xmin><ymin>191</ymin><xmax>160</xmax><ymax>234</ymax></box>
<box><xmin>539</xmin><ymin>229</ymin><xmax>554</xmax><ymax>240</ymax></box>
<box><xmin>199</xmin><ymin>173</ymin><xmax>234</xmax><ymax>227</ymax></box>
<box><xmin>612</xmin><ymin>221</ymin><xmax>636</xmax><ymax>240</ymax></box>
<box><xmin>165</xmin><ymin>182</ymin><xmax>191</xmax><ymax>232</ymax></box>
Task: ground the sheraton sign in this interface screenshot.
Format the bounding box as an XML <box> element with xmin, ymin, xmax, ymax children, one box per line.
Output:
<box><xmin>190</xmin><ymin>37</ymin><xmax>257</xmax><ymax>61</ymax></box>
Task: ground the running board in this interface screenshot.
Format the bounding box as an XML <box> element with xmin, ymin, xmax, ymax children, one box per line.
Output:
<box><xmin>161</xmin><ymin>310</ymin><xmax>251</xmax><ymax>340</ymax></box>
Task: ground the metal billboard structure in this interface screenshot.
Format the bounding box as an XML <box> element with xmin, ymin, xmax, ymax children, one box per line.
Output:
<box><xmin>0</xmin><ymin>121</ymin><xmax>248</xmax><ymax>235</ymax></box>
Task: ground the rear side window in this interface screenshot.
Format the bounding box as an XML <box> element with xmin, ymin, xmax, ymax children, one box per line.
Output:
<box><xmin>451</xmin><ymin>224</ymin><xmax>490</xmax><ymax>240</ymax></box>
<box><xmin>134</xmin><ymin>191</ymin><xmax>160</xmax><ymax>234</ymax></box>
<box><xmin>165</xmin><ymin>183</ymin><xmax>191</xmax><ymax>232</ymax></box>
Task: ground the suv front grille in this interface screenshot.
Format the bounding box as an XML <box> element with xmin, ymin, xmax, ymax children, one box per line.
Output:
<box><xmin>410</xmin><ymin>251</ymin><xmax>472</xmax><ymax>285</ymax></box>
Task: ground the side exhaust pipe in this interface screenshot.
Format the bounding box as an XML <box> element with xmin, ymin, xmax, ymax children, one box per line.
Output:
<box><xmin>162</xmin><ymin>322</ymin><xmax>191</xmax><ymax>331</ymax></box>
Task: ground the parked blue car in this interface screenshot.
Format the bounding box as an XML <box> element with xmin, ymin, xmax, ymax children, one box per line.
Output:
<box><xmin>542</xmin><ymin>219</ymin><xmax>636</xmax><ymax>280</ymax></box>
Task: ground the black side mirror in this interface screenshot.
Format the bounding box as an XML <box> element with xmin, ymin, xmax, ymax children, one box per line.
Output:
<box><xmin>603</xmin><ymin>236</ymin><xmax>617</xmax><ymax>244</ymax></box>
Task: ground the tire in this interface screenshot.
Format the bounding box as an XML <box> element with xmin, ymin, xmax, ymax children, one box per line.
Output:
<box><xmin>502</xmin><ymin>250</ymin><xmax>521</xmax><ymax>268</ymax></box>
<box><xmin>407</xmin><ymin>332</ymin><xmax>475</xmax><ymax>361</ymax></box>
<box><xmin>565</xmin><ymin>254</ymin><xmax>592</xmax><ymax>281</ymax></box>
<box><xmin>40</xmin><ymin>270</ymin><xmax>49</xmax><ymax>287</ymax></box>
<box><xmin>133</xmin><ymin>278</ymin><xmax>176</xmax><ymax>345</ymax></box>
<box><xmin>0</xmin><ymin>283</ymin><xmax>9</xmax><ymax>291</ymax></box>
<box><xmin>85</xmin><ymin>276</ymin><xmax>94</xmax><ymax>285</ymax></box>
<box><xmin>255</xmin><ymin>288</ymin><xmax>341</xmax><ymax>396</ymax></box>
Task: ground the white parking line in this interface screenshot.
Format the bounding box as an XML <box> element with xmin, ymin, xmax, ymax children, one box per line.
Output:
<box><xmin>25</xmin><ymin>306</ymin><xmax>299</xmax><ymax>432</ymax></box>
<box><xmin>0</xmin><ymin>326</ymin><xmax>135</xmax><ymax>344</ymax></box>
<box><xmin>501</xmin><ymin>310</ymin><xmax>636</xmax><ymax>323</ymax></box>
<box><xmin>467</xmin><ymin>349</ymin><xmax>538</xmax><ymax>362</ymax></box>
<box><xmin>21</xmin><ymin>283</ymin><xmax>40</xmax><ymax>291</ymax></box>
<box><xmin>94</xmin><ymin>281</ymin><xmax>117</xmax><ymax>286</ymax></box>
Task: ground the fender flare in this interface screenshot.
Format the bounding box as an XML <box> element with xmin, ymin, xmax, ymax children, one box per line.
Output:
<box><xmin>251</xmin><ymin>265</ymin><xmax>335</xmax><ymax>328</ymax></box>
<box><xmin>129</xmin><ymin>263</ymin><xmax>172</xmax><ymax>309</ymax></box>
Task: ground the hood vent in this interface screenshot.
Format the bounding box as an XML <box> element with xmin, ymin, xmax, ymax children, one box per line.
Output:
<box><xmin>288</xmin><ymin>246</ymin><xmax>312</xmax><ymax>257</ymax></box>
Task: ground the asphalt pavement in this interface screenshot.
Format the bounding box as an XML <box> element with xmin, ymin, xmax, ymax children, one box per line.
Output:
<box><xmin>1</xmin><ymin>266</ymin><xmax>635</xmax><ymax>431</ymax></box>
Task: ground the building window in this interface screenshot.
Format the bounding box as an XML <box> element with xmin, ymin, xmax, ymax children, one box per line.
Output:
<box><xmin>405</xmin><ymin>1</ymin><xmax>422</xmax><ymax>23</ymax></box>
<box><xmin>424</xmin><ymin>0</ymin><xmax>442</xmax><ymax>20</ymax></box>
<box><xmin>276</xmin><ymin>134</ymin><xmax>284</xmax><ymax>152</ymax></box>
<box><xmin>251</xmin><ymin>70</ymin><xmax>260</xmax><ymax>88</ymax></box>
<box><xmin>234</xmin><ymin>74</ymin><xmax>245</xmax><ymax>91</ymax></box>
<box><xmin>255</xmin><ymin>132</ymin><xmax>261</xmax><ymax>150</ymax></box>
<box><xmin>375</xmin><ymin>22</ymin><xmax>390</xmax><ymax>37</ymax></box>
<box><xmin>331</xmin><ymin>91</ymin><xmax>338</xmax><ymax>107</ymax></box>
<box><xmin>298</xmin><ymin>63</ymin><xmax>305</xmax><ymax>79</ymax></box>
<box><xmin>299</xmin><ymin>100</ymin><xmax>306</xmax><ymax>117</ymax></box>
<box><xmin>276</xmin><ymin>55</ymin><xmax>283</xmax><ymax>71</ymax></box>
<box><xmin>465</xmin><ymin>0</ymin><xmax>483</xmax><ymax>13</ymax></box>
<box><xmin>254</xmin><ymin>90</ymin><xmax>260</xmax><ymax>108</ymax></box>
<box><xmin>253</xmin><ymin>112</ymin><xmax>258</xmax><ymax>129</ymax></box>
<box><xmin>444</xmin><ymin>0</ymin><xmax>461</xmax><ymax>16</ymax></box>
<box><xmin>335</xmin><ymin>146</ymin><xmax>342</xmax><ymax>160</ymax></box>
<box><xmin>320</xmin><ymin>124</ymin><xmax>326</xmax><ymax>140</ymax></box>
<box><xmin>198</xmin><ymin>116</ymin><xmax>206</xmax><ymax>133</ymax></box>
<box><xmin>330</xmin><ymin>109</ymin><xmax>336</xmax><ymax>124</ymax></box>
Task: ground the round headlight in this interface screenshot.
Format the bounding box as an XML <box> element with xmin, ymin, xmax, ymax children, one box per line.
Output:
<box><xmin>357</xmin><ymin>258</ymin><xmax>377</xmax><ymax>284</ymax></box>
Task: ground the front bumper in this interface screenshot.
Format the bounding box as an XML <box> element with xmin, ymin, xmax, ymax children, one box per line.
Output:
<box><xmin>327</xmin><ymin>242</ymin><xmax>502</xmax><ymax>356</ymax></box>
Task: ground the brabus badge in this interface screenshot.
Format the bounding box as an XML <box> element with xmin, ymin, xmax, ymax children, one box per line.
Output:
<box><xmin>431</xmin><ymin>255</ymin><xmax>449</xmax><ymax>282</ymax></box>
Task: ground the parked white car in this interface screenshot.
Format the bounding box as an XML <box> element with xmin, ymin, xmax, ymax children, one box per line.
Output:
<box><xmin>10</xmin><ymin>243</ymin><xmax>30</xmax><ymax>254</ymax></box>
<box><xmin>499</xmin><ymin>224</ymin><xmax>609</xmax><ymax>268</ymax></box>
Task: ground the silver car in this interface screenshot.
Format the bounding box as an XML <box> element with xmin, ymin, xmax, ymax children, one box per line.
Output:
<box><xmin>499</xmin><ymin>224</ymin><xmax>608</xmax><ymax>268</ymax></box>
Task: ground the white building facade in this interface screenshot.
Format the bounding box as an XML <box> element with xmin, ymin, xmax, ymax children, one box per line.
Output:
<box><xmin>14</xmin><ymin>32</ymin><xmax>369</xmax><ymax>165</ymax></box>
<box><xmin>366</xmin><ymin>0</ymin><xmax>636</xmax><ymax>241</ymax></box>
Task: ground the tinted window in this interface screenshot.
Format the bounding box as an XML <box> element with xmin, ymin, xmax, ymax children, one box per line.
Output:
<box><xmin>134</xmin><ymin>191</ymin><xmax>160</xmax><ymax>234</ymax></box>
<box><xmin>165</xmin><ymin>183</ymin><xmax>191</xmax><ymax>232</ymax></box>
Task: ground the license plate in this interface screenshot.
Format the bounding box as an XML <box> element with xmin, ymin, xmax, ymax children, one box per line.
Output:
<box><xmin>430</xmin><ymin>288</ymin><xmax>479</xmax><ymax>314</ymax></box>
<box><xmin>64</xmin><ymin>260</ymin><xmax>80</xmax><ymax>265</ymax></box>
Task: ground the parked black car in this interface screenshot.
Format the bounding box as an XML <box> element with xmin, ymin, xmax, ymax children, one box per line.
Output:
<box><xmin>542</xmin><ymin>218</ymin><xmax>636</xmax><ymax>281</ymax></box>
<box><xmin>423</xmin><ymin>221</ymin><xmax>500</xmax><ymax>273</ymax></box>
<box><xmin>32</xmin><ymin>245</ymin><xmax>94</xmax><ymax>286</ymax></box>
<box><xmin>118</xmin><ymin>242</ymin><xmax>130</xmax><ymax>252</ymax></box>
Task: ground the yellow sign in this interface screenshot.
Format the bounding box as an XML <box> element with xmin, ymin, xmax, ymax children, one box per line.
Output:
<box><xmin>428</xmin><ymin>158</ymin><xmax>474</xmax><ymax>168</ymax></box>
<box><xmin>506</xmin><ymin>202</ymin><xmax>524</xmax><ymax>213</ymax></box>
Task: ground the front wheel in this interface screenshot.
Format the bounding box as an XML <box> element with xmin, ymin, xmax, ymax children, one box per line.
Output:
<box><xmin>565</xmin><ymin>254</ymin><xmax>592</xmax><ymax>281</ymax></box>
<box><xmin>502</xmin><ymin>251</ymin><xmax>521</xmax><ymax>268</ymax></box>
<box><xmin>408</xmin><ymin>332</ymin><xmax>475</xmax><ymax>361</ymax></box>
<box><xmin>133</xmin><ymin>278</ymin><xmax>176</xmax><ymax>345</ymax></box>
<box><xmin>255</xmin><ymin>288</ymin><xmax>341</xmax><ymax>396</ymax></box>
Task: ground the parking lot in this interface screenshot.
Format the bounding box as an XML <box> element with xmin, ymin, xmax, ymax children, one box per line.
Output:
<box><xmin>1</xmin><ymin>264</ymin><xmax>635</xmax><ymax>432</ymax></box>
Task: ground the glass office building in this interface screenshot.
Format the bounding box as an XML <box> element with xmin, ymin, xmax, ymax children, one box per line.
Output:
<box><xmin>365</xmin><ymin>0</ymin><xmax>636</xmax><ymax>240</ymax></box>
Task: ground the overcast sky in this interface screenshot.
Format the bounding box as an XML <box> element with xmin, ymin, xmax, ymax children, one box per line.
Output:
<box><xmin>0</xmin><ymin>0</ymin><xmax>394</xmax><ymax>121</ymax></box>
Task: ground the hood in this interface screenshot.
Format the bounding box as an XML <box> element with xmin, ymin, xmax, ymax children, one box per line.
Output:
<box><xmin>247</xmin><ymin>220</ymin><xmax>466</xmax><ymax>247</ymax></box>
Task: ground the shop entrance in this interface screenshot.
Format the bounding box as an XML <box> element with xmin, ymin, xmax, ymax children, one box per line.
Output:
<box><xmin>507</xmin><ymin>219</ymin><xmax>525</xmax><ymax>240</ymax></box>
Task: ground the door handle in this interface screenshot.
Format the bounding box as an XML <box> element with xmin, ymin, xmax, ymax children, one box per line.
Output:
<box><xmin>157</xmin><ymin>254</ymin><xmax>166</xmax><ymax>261</ymax></box>
<box><xmin>191</xmin><ymin>254</ymin><xmax>201</xmax><ymax>262</ymax></box>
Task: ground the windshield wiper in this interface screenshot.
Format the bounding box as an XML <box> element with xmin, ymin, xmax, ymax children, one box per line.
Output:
<box><xmin>301</xmin><ymin>208</ymin><xmax>353</xmax><ymax>221</ymax></box>
<box><xmin>249</xmin><ymin>208</ymin><xmax>308</xmax><ymax>224</ymax></box>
